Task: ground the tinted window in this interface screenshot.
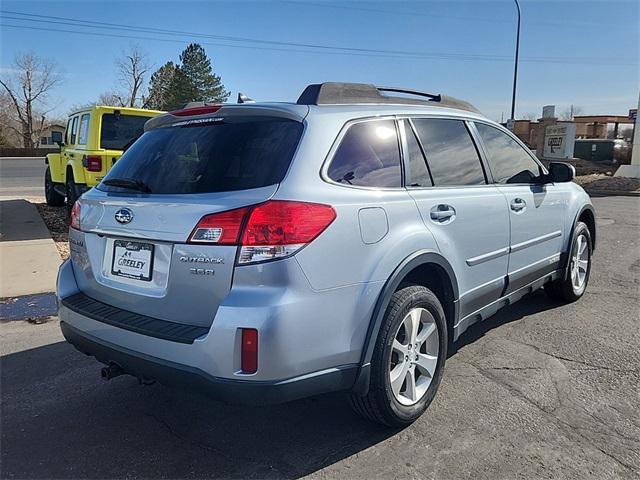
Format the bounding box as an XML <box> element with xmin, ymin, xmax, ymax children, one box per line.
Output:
<box><xmin>475</xmin><ymin>123</ymin><xmax>542</xmax><ymax>184</ymax></box>
<box><xmin>328</xmin><ymin>120</ymin><xmax>401</xmax><ymax>188</ymax></box>
<box><xmin>403</xmin><ymin>120</ymin><xmax>432</xmax><ymax>187</ymax></box>
<box><xmin>78</xmin><ymin>114</ymin><xmax>90</xmax><ymax>145</ymax></box>
<box><xmin>98</xmin><ymin>117</ymin><xmax>303</xmax><ymax>194</ymax></box>
<box><xmin>413</xmin><ymin>118</ymin><xmax>485</xmax><ymax>186</ymax></box>
<box><xmin>69</xmin><ymin>116</ymin><xmax>79</xmax><ymax>145</ymax></box>
<box><xmin>100</xmin><ymin>114</ymin><xmax>152</xmax><ymax>150</ymax></box>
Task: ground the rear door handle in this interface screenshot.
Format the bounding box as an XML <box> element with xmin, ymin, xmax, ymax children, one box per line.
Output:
<box><xmin>510</xmin><ymin>198</ymin><xmax>526</xmax><ymax>212</ymax></box>
<box><xmin>430</xmin><ymin>204</ymin><xmax>456</xmax><ymax>223</ymax></box>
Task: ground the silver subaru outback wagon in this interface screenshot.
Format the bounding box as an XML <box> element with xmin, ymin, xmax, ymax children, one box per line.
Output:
<box><xmin>57</xmin><ymin>82</ymin><xmax>595</xmax><ymax>426</ymax></box>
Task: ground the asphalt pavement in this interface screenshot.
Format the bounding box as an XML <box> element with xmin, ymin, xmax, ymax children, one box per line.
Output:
<box><xmin>1</xmin><ymin>196</ymin><xmax>639</xmax><ymax>479</ymax></box>
<box><xmin>0</xmin><ymin>157</ymin><xmax>47</xmax><ymax>198</ymax></box>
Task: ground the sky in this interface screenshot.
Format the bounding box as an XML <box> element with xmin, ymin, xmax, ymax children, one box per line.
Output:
<box><xmin>1</xmin><ymin>0</ymin><xmax>638</xmax><ymax>122</ymax></box>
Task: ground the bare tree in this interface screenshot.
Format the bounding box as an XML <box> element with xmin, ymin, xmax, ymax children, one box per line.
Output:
<box><xmin>115</xmin><ymin>45</ymin><xmax>151</xmax><ymax>107</ymax></box>
<box><xmin>559</xmin><ymin>105</ymin><xmax>584</xmax><ymax>121</ymax></box>
<box><xmin>521</xmin><ymin>112</ymin><xmax>537</xmax><ymax>121</ymax></box>
<box><xmin>0</xmin><ymin>52</ymin><xmax>61</xmax><ymax>148</ymax></box>
<box><xmin>97</xmin><ymin>91</ymin><xmax>126</xmax><ymax>107</ymax></box>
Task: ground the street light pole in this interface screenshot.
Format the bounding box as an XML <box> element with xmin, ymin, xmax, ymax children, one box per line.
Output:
<box><xmin>510</xmin><ymin>0</ymin><xmax>521</xmax><ymax>121</ymax></box>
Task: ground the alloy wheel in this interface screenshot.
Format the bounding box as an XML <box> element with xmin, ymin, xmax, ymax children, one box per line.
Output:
<box><xmin>389</xmin><ymin>307</ymin><xmax>439</xmax><ymax>406</ymax></box>
<box><xmin>571</xmin><ymin>233</ymin><xmax>589</xmax><ymax>292</ymax></box>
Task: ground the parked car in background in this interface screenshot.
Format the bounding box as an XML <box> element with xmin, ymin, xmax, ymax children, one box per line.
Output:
<box><xmin>57</xmin><ymin>83</ymin><xmax>596</xmax><ymax>427</ymax></box>
<box><xmin>45</xmin><ymin>106</ymin><xmax>164</xmax><ymax>211</ymax></box>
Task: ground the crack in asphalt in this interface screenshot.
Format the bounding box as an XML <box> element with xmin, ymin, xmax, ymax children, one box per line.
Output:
<box><xmin>503</xmin><ymin>337</ymin><xmax>640</xmax><ymax>374</ymax></box>
<box><xmin>458</xmin><ymin>358</ymin><xmax>639</xmax><ymax>474</ymax></box>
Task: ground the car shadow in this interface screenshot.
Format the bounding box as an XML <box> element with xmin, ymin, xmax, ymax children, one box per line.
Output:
<box><xmin>0</xmin><ymin>199</ymin><xmax>52</xmax><ymax>242</ymax></box>
<box><xmin>449</xmin><ymin>289</ymin><xmax>562</xmax><ymax>357</ymax></box>
<box><xmin>1</xmin><ymin>291</ymin><xmax>563</xmax><ymax>479</ymax></box>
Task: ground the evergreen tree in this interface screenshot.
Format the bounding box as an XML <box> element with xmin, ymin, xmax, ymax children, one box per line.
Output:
<box><xmin>146</xmin><ymin>61</ymin><xmax>177</xmax><ymax>110</ymax></box>
<box><xmin>158</xmin><ymin>44</ymin><xmax>229</xmax><ymax>110</ymax></box>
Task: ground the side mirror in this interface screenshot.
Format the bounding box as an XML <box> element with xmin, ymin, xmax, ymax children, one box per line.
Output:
<box><xmin>548</xmin><ymin>162</ymin><xmax>575</xmax><ymax>183</ymax></box>
<box><xmin>51</xmin><ymin>131</ymin><xmax>63</xmax><ymax>146</ymax></box>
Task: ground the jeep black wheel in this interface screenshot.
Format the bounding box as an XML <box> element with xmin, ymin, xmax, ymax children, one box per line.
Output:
<box><xmin>45</xmin><ymin>167</ymin><xmax>65</xmax><ymax>206</ymax></box>
<box><xmin>65</xmin><ymin>170</ymin><xmax>78</xmax><ymax>217</ymax></box>
<box><xmin>350</xmin><ymin>284</ymin><xmax>447</xmax><ymax>427</ymax></box>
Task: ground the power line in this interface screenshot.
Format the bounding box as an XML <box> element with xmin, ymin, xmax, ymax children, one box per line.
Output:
<box><xmin>0</xmin><ymin>11</ymin><xmax>514</xmax><ymax>61</ymax></box>
<box><xmin>286</xmin><ymin>0</ymin><xmax>622</xmax><ymax>28</ymax></box>
<box><xmin>0</xmin><ymin>11</ymin><xmax>635</xmax><ymax>66</ymax></box>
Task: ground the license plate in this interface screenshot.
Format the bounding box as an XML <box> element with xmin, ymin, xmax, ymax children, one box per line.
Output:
<box><xmin>111</xmin><ymin>240</ymin><xmax>154</xmax><ymax>281</ymax></box>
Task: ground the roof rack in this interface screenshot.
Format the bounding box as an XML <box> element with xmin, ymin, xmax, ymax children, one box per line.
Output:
<box><xmin>296</xmin><ymin>82</ymin><xmax>480</xmax><ymax>113</ymax></box>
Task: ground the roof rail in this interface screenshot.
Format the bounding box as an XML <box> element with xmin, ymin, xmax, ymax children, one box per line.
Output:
<box><xmin>296</xmin><ymin>82</ymin><xmax>480</xmax><ymax>113</ymax></box>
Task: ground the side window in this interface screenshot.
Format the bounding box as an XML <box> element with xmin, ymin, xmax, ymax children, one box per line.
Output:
<box><xmin>412</xmin><ymin>118</ymin><xmax>486</xmax><ymax>186</ymax></box>
<box><xmin>475</xmin><ymin>123</ymin><xmax>542</xmax><ymax>184</ymax></box>
<box><xmin>64</xmin><ymin>118</ymin><xmax>72</xmax><ymax>144</ymax></box>
<box><xmin>328</xmin><ymin>119</ymin><xmax>401</xmax><ymax>188</ymax></box>
<box><xmin>69</xmin><ymin>116</ymin><xmax>79</xmax><ymax>145</ymax></box>
<box><xmin>403</xmin><ymin>120</ymin><xmax>432</xmax><ymax>187</ymax></box>
<box><xmin>77</xmin><ymin>114</ymin><xmax>90</xmax><ymax>145</ymax></box>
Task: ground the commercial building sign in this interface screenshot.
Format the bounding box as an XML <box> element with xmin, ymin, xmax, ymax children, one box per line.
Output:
<box><xmin>544</xmin><ymin>123</ymin><xmax>576</xmax><ymax>159</ymax></box>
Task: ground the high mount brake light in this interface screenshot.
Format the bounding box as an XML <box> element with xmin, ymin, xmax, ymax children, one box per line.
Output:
<box><xmin>188</xmin><ymin>200</ymin><xmax>336</xmax><ymax>264</ymax></box>
<box><xmin>170</xmin><ymin>105</ymin><xmax>222</xmax><ymax>117</ymax></box>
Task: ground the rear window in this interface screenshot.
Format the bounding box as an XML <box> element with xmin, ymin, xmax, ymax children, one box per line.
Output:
<box><xmin>100</xmin><ymin>114</ymin><xmax>153</xmax><ymax>150</ymax></box>
<box><xmin>98</xmin><ymin>116</ymin><xmax>303</xmax><ymax>194</ymax></box>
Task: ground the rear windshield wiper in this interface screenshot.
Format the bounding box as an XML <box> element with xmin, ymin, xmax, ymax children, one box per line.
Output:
<box><xmin>102</xmin><ymin>178</ymin><xmax>152</xmax><ymax>193</ymax></box>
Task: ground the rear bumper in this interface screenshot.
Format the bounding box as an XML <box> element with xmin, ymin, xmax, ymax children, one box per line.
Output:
<box><xmin>60</xmin><ymin>320</ymin><xmax>358</xmax><ymax>405</ymax></box>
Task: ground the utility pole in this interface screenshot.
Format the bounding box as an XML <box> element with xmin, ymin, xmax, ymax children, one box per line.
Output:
<box><xmin>510</xmin><ymin>0</ymin><xmax>521</xmax><ymax>122</ymax></box>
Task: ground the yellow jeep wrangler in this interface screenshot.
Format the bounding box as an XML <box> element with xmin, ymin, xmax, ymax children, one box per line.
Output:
<box><xmin>45</xmin><ymin>106</ymin><xmax>163</xmax><ymax>210</ymax></box>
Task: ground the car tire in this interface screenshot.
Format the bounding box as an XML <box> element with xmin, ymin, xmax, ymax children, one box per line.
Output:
<box><xmin>65</xmin><ymin>170</ymin><xmax>80</xmax><ymax>217</ymax></box>
<box><xmin>350</xmin><ymin>284</ymin><xmax>448</xmax><ymax>427</ymax></box>
<box><xmin>45</xmin><ymin>167</ymin><xmax>65</xmax><ymax>206</ymax></box>
<box><xmin>545</xmin><ymin>221</ymin><xmax>592</xmax><ymax>302</ymax></box>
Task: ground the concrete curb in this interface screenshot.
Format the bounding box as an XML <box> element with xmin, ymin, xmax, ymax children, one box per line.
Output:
<box><xmin>0</xmin><ymin>199</ymin><xmax>61</xmax><ymax>297</ymax></box>
<box><xmin>585</xmin><ymin>190</ymin><xmax>640</xmax><ymax>197</ymax></box>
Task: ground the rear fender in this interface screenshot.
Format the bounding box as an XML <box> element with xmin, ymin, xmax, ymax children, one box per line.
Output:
<box><xmin>66</xmin><ymin>159</ymin><xmax>87</xmax><ymax>184</ymax></box>
<box><xmin>352</xmin><ymin>250</ymin><xmax>459</xmax><ymax>395</ymax></box>
<box><xmin>46</xmin><ymin>153</ymin><xmax>65</xmax><ymax>183</ymax></box>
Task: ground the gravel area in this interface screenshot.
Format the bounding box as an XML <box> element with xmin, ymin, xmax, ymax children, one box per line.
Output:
<box><xmin>575</xmin><ymin>174</ymin><xmax>640</xmax><ymax>193</ymax></box>
<box><xmin>34</xmin><ymin>203</ymin><xmax>69</xmax><ymax>260</ymax></box>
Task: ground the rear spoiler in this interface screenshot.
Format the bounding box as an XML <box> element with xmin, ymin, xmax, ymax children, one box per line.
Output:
<box><xmin>144</xmin><ymin>104</ymin><xmax>309</xmax><ymax>131</ymax></box>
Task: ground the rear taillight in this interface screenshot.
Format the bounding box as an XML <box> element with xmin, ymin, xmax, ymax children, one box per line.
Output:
<box><xmin>187</xmin><ymin>200</ymin><xmax>336</xmax><ymax>265</ymax></box>
<box><xmin>69</xmin><ymin>201</ymin><xmax>81</xmax><ymax>230</ymax></box>
<box><xmin>189</xmin><ymin>207</ymin><xmax>250</xmax><ymax>244</ymax></box>
<box><xmin>241</xmin><ymin>328</ymin><xmax>258</xmax><ymax>374</ymax></box>
<box><xmin>239</xmin><ymin>201</ymin><xmax>336</xmax><ymax>264</ymax></box>
<box><xmin>84</xmin><ymin>155</ymin><xmax>102</xmax><ymax>172</ymax></box>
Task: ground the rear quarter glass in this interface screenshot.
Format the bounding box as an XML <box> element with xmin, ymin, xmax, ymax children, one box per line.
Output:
<box><xmin>97</xmin><ymin>116</ymin><xmax>304</xmax><ymax>194</ymax></box>
<box><xmin>100</xmin><ymin>114</ymin><xmax>153</xmax><ymax>150</ymax></box>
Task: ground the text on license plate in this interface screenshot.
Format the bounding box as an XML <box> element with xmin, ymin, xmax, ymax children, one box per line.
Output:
<box><xmin>111</xmin><ymin>240</ymin><xmax>154</xmax><ymax>281</ymax></box>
